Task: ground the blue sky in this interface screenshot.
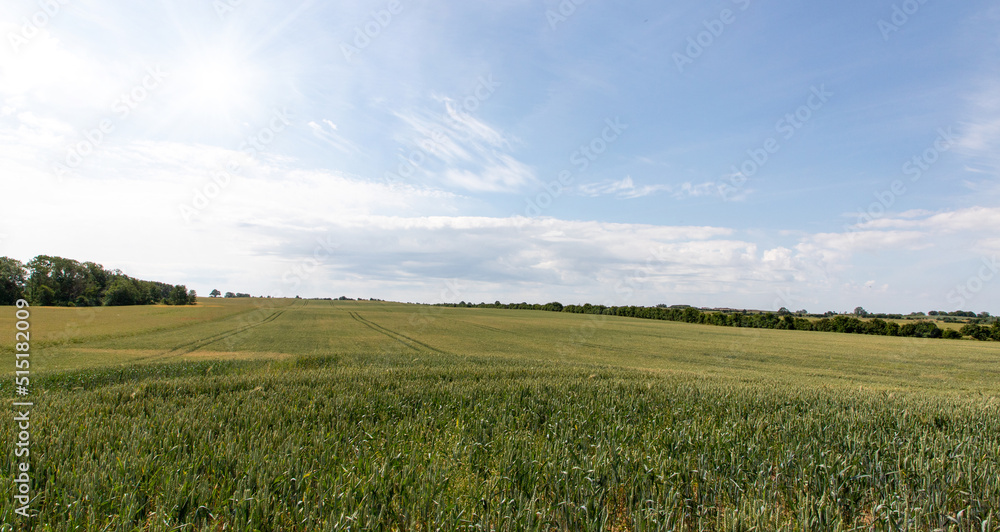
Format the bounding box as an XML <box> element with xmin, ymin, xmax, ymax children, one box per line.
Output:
<box><xmin>2</xmin><ymin>0</ymin><xmax>999</xmax><ymax>313</ymax></box>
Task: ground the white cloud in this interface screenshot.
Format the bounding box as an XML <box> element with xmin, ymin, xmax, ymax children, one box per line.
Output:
<box><xmin>307</xmin><ymin>119</ymin><xmax>359</xmax><ymax>154</ymax></box>
<box><xmin>3</xmin><ymin>99</ymin><xmax>994</xmax><ymax>311</ymax></box>
<box><xmin>578</xmin><ymin>175</ymin><xmax>718</xmax><ymax>199</ymax></box>
<box><xmin>442</xmin><ymin>152</ymin><xmax>536</xmax><ymax>192</ymax></box>
<box><xmin>3</xmin><ymin>0</ymin><xmax>999</xmax><ymax>315</ymax></box>
<box><xmin>958</xmin><ymin>89</ymin><xmax>1000</xmax><ymax>155</ymax></box>
<box><xmin>0</xmin><ymin>21</ymin><xmax>134</xmax><ymax>117</ymax></box>
<box><xmin>955</xmin><ymin>78</ymin><xmax>1000</xmax><ymax>186</ymax></box>
<box><xmin>852</xmin><ymin>206</ymin><xmax>1000</xmax><ymax>240</ymax></box>
<box><xmin>392</xmin><ymin>98</ymin><xmax>537</xmax><ymax>192</ymax></box>
<box><xmin>251</xmin><ymin>215</ymin><xmax>836</xmax><ymax>305</ymax></box>
<box><xmin>3</xmin><ymin>109</ymin><xmax>998</xmax><ymax>312</ymax></box>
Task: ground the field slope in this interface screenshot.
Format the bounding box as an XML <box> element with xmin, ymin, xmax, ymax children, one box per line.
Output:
<box><xmin>1</xmin><ymin>299</ymin><xmax>998</xmax><ymax>530</ymax></box>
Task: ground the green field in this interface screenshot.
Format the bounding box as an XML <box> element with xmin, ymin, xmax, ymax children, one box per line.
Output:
<box><xmin>2</xmin><ymin>299</ymin><xmax>999</xmax><ymax>530</ymax></box>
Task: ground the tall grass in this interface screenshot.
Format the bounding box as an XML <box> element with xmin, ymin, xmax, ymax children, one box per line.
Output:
<box><xmin>3</xmin><ymin>352</ymin><xmax>998</xmax><ymax>530</ymax></box>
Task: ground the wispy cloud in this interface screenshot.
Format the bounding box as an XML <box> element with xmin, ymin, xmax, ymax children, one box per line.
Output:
<box><xmin>578</xmin><ymin>176</ymin><xmax>717</xmax><ymax>199</ymax></box>
<box><xmin>392</xmin><ymin>97</ymin><xmax>536</xmax><ymax>193</ymax></box>
<box><xmin>307</xmin><ymin>119</ymin><xmax>359</xmax><ymax>154</ymax></box>
<box><xmin>3</xmin><ymin>0</ymin><xmax>999</xmax><ymax>314</ymax></box>
<box><xmin>956</xmin><ymin>77</ymin><xmax>1000</xmax><ymax>187</ymax></box>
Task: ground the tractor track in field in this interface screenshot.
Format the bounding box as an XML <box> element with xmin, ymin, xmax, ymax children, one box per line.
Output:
<box><xmin>133</xmin><ymin>309</ymin><xmax>289</xmax><ymax>362</ymax></box>
<box><xmin>347</xmin><ymin>311</ymin><xmax>448</xmax><ymax>355</ymax></box>
<box><xmin>576</xmin><ymin>341</ymin><xmax>630</xmax><ymax>353</ymax></box>
<box><xmin>449</xmin><ymin>319</ymin><xmax>513</xmax><ymax>335</ymax></box>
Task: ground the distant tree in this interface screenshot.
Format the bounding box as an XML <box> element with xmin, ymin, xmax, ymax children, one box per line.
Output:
<box><xmin>168</xmin><ymin>285</ymin><xmax>191</xmax><ymax>306</ymax></box>
<box><xmin>103</xmin><ymin>279</ymin><xmax>141</xmax><ymax>306</ymax></box>
<box><xmin>853</xmin><ymin>306</ymin><xmax>868</xmax><ymax>317</ymax></box>
<box><xmin>942</xmin><ymin>329</ymin><xmax>962</xmax><ymax>340</ymax></box>
<box><xmin>26</xmin><ymin>255</ymin><xmax>91</xmax><ymax>306</ymax></box>
<box><xmin>33</xmin><ymin>285</ymin><xmax>57</xmax><ymax>306</ymax></box>
<box><xmin>681</xmin><ymin>307</ymin><xmax>703</xmax><ymax>324</ymax></box>
<box><xmin>865</xmin><ymin>318</ymin><xmax>894</xmax><ymax>336</ymax></box>
<box><xmin>960</xmin><ymin>323</ymin><xmax>990</xmax><ymax>341</ymax></box>
<box><xmin>794</xmin><ymin>317</ymin><xmax>815</xmax><ymax>331</ymax></box>
<box><xmin>3</xmin><ymin>254</ymin><xmax>193</xmax><ymax>307</ymax></box>
<box><xmin>145</xmin><ymin>283</ymin><xmax>165</xmax><ymax>304</ymax></box>
<box><xmin>900</xmin><ymin>321</ymin><xmax>942</xmax><ymax>338</ymax></box>
<box><xmin>79</xmin><ymin>261</ymin><xmax>110</xmax><ymax>306</ymax></box>
<box><xmin>777</xmin><ymin>307</ymin><xmax>791</xmax><ymax>316</ymax></box>
<box><xmin>210</xmin><ymin>289</ymin><xmax>221</xmax><ymax>298</ymax></box>
<box><xmin>225</xmin><ymin>292</ymin><xmax>236</xmax><ymax>298</ymax></box>
<box><xmin>0</xmin><ymin>257</ymin><xmax>27</xmax><ymax>305</ymax></box>
<box><xmin>187</xmin><ymin>289</ymin><xmax>197</xmax><ymax>305</ymax></box>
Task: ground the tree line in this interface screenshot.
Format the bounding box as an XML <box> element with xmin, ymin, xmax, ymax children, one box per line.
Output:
<box><xmin>209</xmin><ymin>290</ymin><xmax>252</xmax><ymax>298</ymax></box>
<box><xmin>435</xmin><ymin>301</ymin><xmax>1000</xmax><ymax>341</ymax></box>
<box><xmin>0</xmin><ymin>255</ymin><xmax>196</xmax><ymax>307</ymax></box>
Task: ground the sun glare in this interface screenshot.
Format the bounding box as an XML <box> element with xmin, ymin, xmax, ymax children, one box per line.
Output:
<box><xmin>173</xmin><ymin>47</ymin><xmax>263</xmax><ymax>125</ymax></box>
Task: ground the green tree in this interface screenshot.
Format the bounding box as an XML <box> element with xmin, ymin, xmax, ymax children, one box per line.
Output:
<box><xmin>25</xmin><ymin>255</ymin><xmax>58</xmax><ymax>305</ymax></box>
<box><xmin>103</xmin><ymin>279</ymin><xmax>141</xmax><ymax>306</ymax></box>
<box><xmin>80</xmin><ymin>261</ymin><xmax>111</xmax><ymax>306</ymax></box>
<box><xmin>960</xmin><ymin>323</ymin><xmax>990</xmax><ymax>341</ymax></box>
<box><xmin>0</xmin><ymin>257</ymin><xmax>27</xmax><ymax>305</ymax></box>
<box><xmin>942</xmin><ymin>329</ymin><xmax>962</xmax><ymax>340</ymax></box>
<box><xmin>793</xmin><ymin>318</ymin><xmax>815</xmax><ymax>331</ymax></box>
<box><xmin>33</xmin><ymin>285</ymin><xmax>56</xmax><ymax>306</ymax></box>
<box><xmin>139</xmin><ymin>281</ymin><xmax>165</xmax><ymax>304</ymax></box>
<box><xmin>26</xmin><ymin>255</ymin><xmax>91</xmax><ymax>306</ymax></box>
<box><xmin>168</xmin><ymin>285</ymin><xmax>191</xmax><ymax>306</ymax></box>
<box><xmin>901</xmin><ymin>321</ymin><xmax>942</xmax><ymax>338</ymax></box>
<box><xmin>210</xmin><ymin>289</ymin><xmax>221</xmax><ymax>298</ymax></box>
<box><xmin>681</xmin><ymin>307</ymin><xmax>703</xmax><ymax>323</ymax></box>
